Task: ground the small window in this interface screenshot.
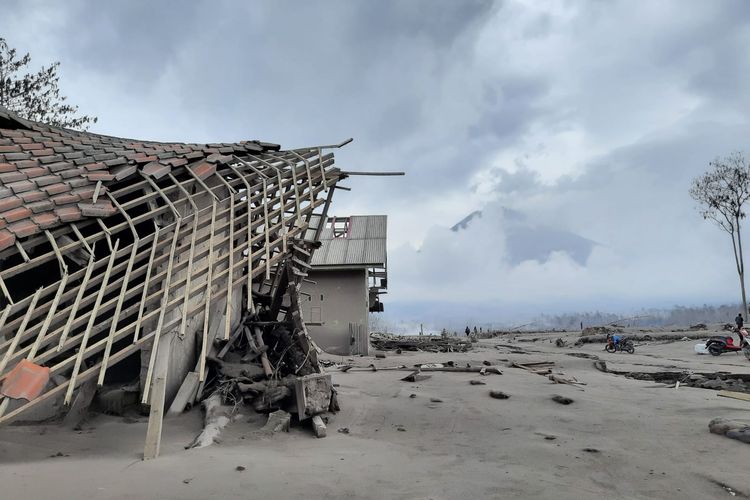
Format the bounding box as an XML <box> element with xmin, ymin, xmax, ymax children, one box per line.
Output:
<box><xmin>320</xmin><ymin>294</ymin><xmax>324</xmax><ymax>301</ymax></box>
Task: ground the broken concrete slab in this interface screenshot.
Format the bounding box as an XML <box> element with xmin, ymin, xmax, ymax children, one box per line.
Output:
<box><xmin>261</xmin><ymin>410</ymin><xmax>291</xmax><ymax>433</ymax></box>
<box><xmin>294</xmin><ymin>373</ymin><xmax>333</xmax><ymax>420</ymax></box>
<box><xmin>312</xmin><ymin>415</ymin><xmax>327</xmax><ymax>438</ymax></box>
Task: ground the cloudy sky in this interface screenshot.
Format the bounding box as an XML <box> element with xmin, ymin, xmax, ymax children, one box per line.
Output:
<box><xmin>3</xmin><ymin>0</ymin><xmax>750</xmax><ymax>328</ymax></box>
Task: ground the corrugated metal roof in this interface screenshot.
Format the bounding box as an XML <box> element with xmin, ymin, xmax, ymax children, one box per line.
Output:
<box><xmin>310</xmin><ymin>215</ymin><xmax>387</xmax><ymax>266</ymax></box>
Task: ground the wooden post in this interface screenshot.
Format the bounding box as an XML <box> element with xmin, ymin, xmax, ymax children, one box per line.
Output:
<box><xmin>143</xmin><ymin>375</ymin><xmax>166</xmax><ymax>460</ymax></box>
<box><xmin>143</xmin><ymin>331</ymin><xmax>172</xmax><ymax>459</ymax></box>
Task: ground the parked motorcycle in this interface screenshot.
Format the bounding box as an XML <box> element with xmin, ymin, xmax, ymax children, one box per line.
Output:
<box><xmin>605</xmin><ymin>336</ymin><xmax>634</xmax><ymax>354</ymax></box>
<box><xmin>706</xmin><ymin>328</ymin><xmax>750</xmax><ymax>359</ymax></box>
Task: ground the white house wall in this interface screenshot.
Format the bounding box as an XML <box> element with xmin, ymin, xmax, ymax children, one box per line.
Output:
<box><xmin>302</xmin><ymin>268</ymin><xmax>368</xmax><ymax>355</ymax></box>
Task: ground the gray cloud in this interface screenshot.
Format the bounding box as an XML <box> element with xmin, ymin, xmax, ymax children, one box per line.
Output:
<box><xmin>3</xmin><ymin>1</ymin><xmax>750</xmax><ymax>329</ymax></box>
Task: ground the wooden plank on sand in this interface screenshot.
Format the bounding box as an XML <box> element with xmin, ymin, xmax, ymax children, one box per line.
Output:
<box><xmin>718</xmin><ymin>390</ymin><xmax>750</xmax><ymax>402</ymax></box>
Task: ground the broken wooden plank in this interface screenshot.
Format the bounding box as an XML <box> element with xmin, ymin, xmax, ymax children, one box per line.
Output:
<box><xmin>519</xmin><ymin>361</ymin><xmax>556</xmax><ymax>367</ymax></box>
<box><xmin>718</xmin><ymin>390</ymin><xmax>750</xmax><ymax>402</ymax></box>
<box><xmin>419</xmin><ymin>366</ymin><xmax>502</xmax><ymax>375</ymax></box>
<box><xmin>143</xmin><ymin>375</ymin><xmax>166</xmax><ymax>460</ymax></box>
<box><xmin>217</xmin><ymin>327</ymin><xmax>244</xmax><ymax>360</ymax></box>
<box><xmin>254</xmin><ymin>326</ymin><xmax>273</xmax><ymax>378</ymax></box>
<box><xmin>548</xmin><ymin>374</ymin><xmax>586</xmax><ymax>386</ymax></box>
<box><xmin>167</xmin><ymin>371</ymin><xmax>200</xmax><ymax>416</ymax></box>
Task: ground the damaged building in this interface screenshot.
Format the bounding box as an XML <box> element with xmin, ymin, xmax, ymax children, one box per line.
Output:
<box><xmin>0</xmin><ymin>105</ymin><xmax>358</xmax><ymax>456</ymax></box>
<box><xmin>301</xmin><ymin>215</ymin><xmax>388</xmax><ymax>356</ymax></box>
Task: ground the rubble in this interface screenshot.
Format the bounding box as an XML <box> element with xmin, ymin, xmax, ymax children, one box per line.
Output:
<box><xmin>370</xmin><ymin>333</ymin><xmax>473</xmax><ymax>353</ymax></box>
<box><xmin>591</xmin><ymin>361</ymin><xmax>750</xmax><ymax>393</ymax></box>
<box><xmin>261</xmin><ymin>410</ymin><xmax>291</xmax><ymax>433</ymax></box>
<box><xmin>581</xmin><ymin>326</ymin><xmax>621</xmax><ymax>336</ymax></box>
<box><xmin>195</xmin><ymin>262</ymin><xmax>338</xmax><ymax>436</ymax></box>
<box><xmin>708</xmin><ymin>417</ymin><xmax>750</xmax><ymax>444</ymax></box>
<box><xmin>551</xmin><ymin>395</ymin><xmax>574</xmax><ymax>405</ymax></box>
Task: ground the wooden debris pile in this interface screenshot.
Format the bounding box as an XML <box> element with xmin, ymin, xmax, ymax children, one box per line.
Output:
<box><xmin>369</xmin><ymin>333</ymin><xmax>473</xmax><ymax>353</ymax></box>
<box><xmin>581</xmin><ymin>325</ymin><xmax>621</xmax><ymax>336</ymax></box>
<box><xmin>187</xmin><ymin>249</ymin><xmax>339</xmax><ymax>441</ymax></box>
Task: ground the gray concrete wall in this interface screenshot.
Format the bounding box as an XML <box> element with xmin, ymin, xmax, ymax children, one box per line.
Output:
<box><xmin>302</xmin><ymin>268</ymin><xmax>368</xmax><ymax>356</ymax></box>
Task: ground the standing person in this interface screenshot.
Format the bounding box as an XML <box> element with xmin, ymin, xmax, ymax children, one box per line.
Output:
<box><xmin>735</xmin><ymin>313</ymin><xmax>745</xmax><ymax>345</ymax></box>
<box><xmin>465</xmin><ymin>326</ymin><xmax>470</xmax><ymax>336</ymax></box>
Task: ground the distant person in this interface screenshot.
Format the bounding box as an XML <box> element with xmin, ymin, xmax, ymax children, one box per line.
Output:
<box><xmin>473</xmin><ymin>326</ymin><xmax>478</xmax><ymax>335</ymax></box>
<box><xmin>465</xmin><ymin>326</ymin><xmax>470</xmax><ymax>336</ymax></box>
<box><xmin>607</xmin><ymin>332</ymin><xmax>620</xmax><ymax>351</ymax></box>
<box><xmin>735</xmin><ymin>313</ymin><xmax>745</xmax><ymax>345</ymax></box>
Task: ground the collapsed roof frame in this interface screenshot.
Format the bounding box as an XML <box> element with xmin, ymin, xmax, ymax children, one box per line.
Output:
<box><xmin>0</xmin><ymin>134</ymin><xmax>348</xmax><ymax>429</ymax></box>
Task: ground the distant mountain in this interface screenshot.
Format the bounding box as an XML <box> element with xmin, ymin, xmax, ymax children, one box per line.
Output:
<box><xmin>450</xmin><ymin>210</ymin><xmax>483</xmax><ymax>231</ymax></box>
<box><xmin>451</xmin><ymin>207</ymin><xmax>596</xmax><ymax>266</ymax></box>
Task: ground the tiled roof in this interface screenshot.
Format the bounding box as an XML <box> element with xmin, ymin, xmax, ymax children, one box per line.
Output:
<box><xmin>0</xmin><ymin>106</ymin><xmax>280</xmax><ymax>250</ymax></box>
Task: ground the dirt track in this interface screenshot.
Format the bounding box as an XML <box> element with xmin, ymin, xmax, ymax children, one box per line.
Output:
<box><xmin>0</xmin><ymin>334</ymin><xmax>749</xmax><ymax>499</ymax></box>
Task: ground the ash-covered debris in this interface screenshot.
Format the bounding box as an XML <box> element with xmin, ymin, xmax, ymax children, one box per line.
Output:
<box><xmin>192</xmin><ymin>253</ymin><xmax>339</xmax><ymax>442</ymax></box>
<box><xmin>370</xmin><ymin>333</ymin><xmax>473</xmax><ymax>353</ymax></box>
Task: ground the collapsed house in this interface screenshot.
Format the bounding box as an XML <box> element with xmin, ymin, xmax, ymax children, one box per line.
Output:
<box><xmin>0</xmin><ymin>105</ymin><xmax>354</xmax><ymax>456</ymax></box>
<box><xmin>301</xmin><ymin>215</ymin><xmax>388</xmax><ymax>356</ymax></box>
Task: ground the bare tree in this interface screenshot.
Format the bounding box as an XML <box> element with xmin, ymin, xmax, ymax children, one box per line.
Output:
<box><xmin>0</xmin><ymin>38</ymin><xmax>96</xmax><ymax>130</ymax></box>
<box><xmin>690</xmin><ymin>152</ymin><xmax>750</xmax><ymax>318</ymax></box>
